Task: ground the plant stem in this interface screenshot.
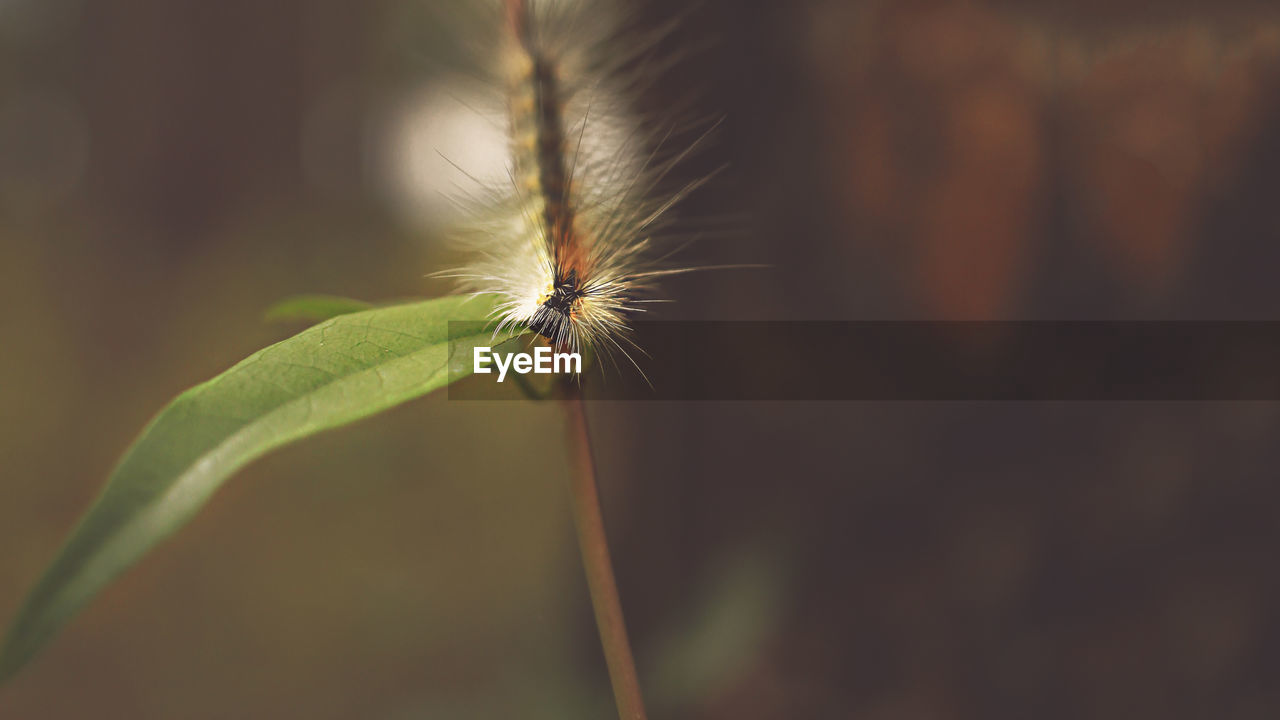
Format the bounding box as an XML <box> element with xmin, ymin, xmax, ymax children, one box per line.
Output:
<box><xmin>561</xmin><ymin>381</ymin><xmax>649</xmax><ymax>720</ymax></box>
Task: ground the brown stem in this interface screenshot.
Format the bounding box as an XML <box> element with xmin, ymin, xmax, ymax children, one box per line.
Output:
<box><xmin>561</xmin><ymin>380</ymin><xmax>649</xmax><ymax>720</ymax></box>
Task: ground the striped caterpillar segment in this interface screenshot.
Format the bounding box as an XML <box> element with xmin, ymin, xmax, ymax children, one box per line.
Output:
<box><xmin>499</xmin><ymin>0</ymin><xmax>606</xmax><ymax>352</ymax></box>
<box><xmin>450</xmin><ymin>0</ymin><xmax>709</xmax><ymax>365</ymax></box>
<box><xmin>504</xmin><ymin>3</ymin><xmax>589</xmax><ymax>346</ymax></box>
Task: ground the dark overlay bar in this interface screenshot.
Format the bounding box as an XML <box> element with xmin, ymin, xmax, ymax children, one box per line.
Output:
<box><xmin>447</xmin><ymin>321</ymin><xmax>1280</xmax><ymax>400</ymax></box>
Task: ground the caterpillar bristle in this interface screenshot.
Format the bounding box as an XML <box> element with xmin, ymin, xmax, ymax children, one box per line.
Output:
<box><xmin>435</xmin><ymin>0</ymin><xmax>719</xmax><ymax>370</ymax></box>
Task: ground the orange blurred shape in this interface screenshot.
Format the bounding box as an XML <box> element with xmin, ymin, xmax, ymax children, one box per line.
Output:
<box><xmin>820</xmin><ymin>1</ymin><xmax>1280</xmax><ymax>313</ymax></box>
<box><xmin>1062</xmin><ymin>25</ymin><xmax>1279</xmax><ymax>295</ymax></box>
<box><xmin>917</xmin><ymin>79</ymin><xmax>1041</xmax><ymax>319</ymax></box>
<box><xmin>1063</xmin><ymin>30</ymin><xmax>1212</xmax><ymax>294</ymax></box>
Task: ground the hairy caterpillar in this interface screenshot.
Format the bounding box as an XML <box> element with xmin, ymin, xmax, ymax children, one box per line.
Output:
<box><xmin>440</xmin><ymin>0</ymin><xmax>718</xmax><ymax>365</ymax></box>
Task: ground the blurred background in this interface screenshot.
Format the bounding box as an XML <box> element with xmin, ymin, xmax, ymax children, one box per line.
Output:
<box><xmin>2</xmin><ymin>0</ymin><xmax>1280</xmax><ymax>717</ymax></box>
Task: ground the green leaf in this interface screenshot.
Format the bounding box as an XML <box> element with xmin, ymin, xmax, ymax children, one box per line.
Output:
<box><xmin>263</xmin><ymin>293</ymin><xmax>374</xmax><ymax>324</ymax></box>
<box><xmin>0</xmin><ymin>294</ymin><xmax>517</xmax><ymax>684</ymax></box>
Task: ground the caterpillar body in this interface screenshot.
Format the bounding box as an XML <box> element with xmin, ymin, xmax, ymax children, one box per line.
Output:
<box><xmin>445</xmin><ymin>0</ymin><xmax>715</xmax><ymax>365</ymax></box>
